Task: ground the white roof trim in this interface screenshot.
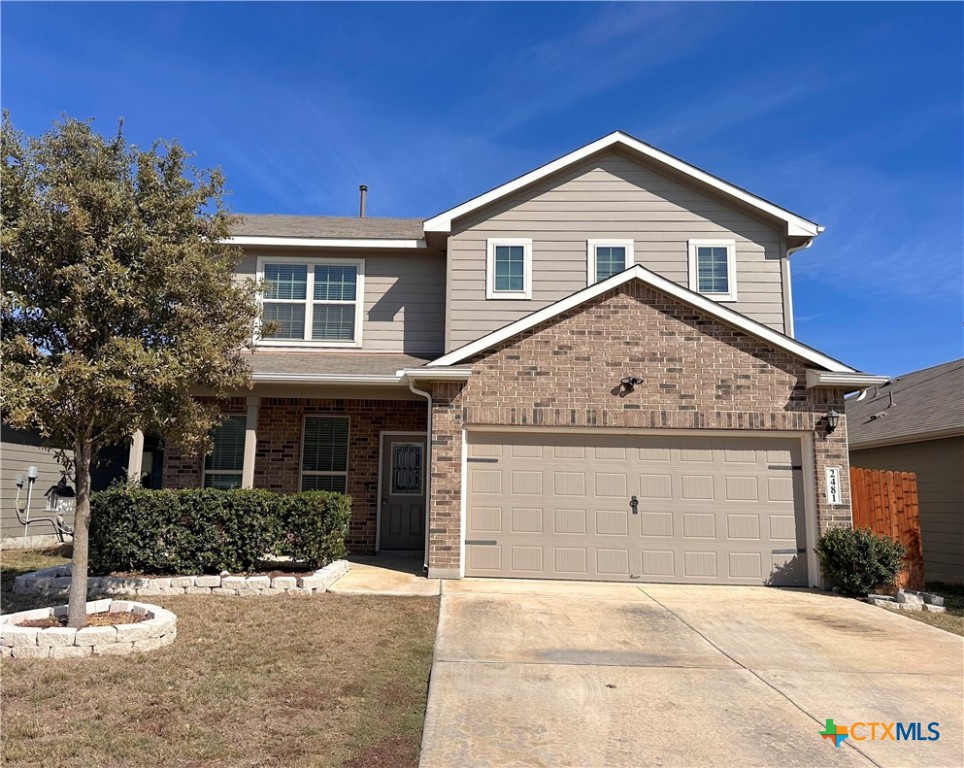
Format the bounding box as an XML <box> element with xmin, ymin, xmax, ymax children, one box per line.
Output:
<box><xmin>398</xmin><ymin>367</ymin><xmax>472</xmax><ymax>381</ymax></box>
<box><xmin>251</xmin><ymin>373</ymin><xmax>403</xmax><ymax>384</ymax></box>
<box><xmin>423</xmin><ymin>131</ymin><xmax>822</xmax><ymax>238</ymax></box>
<box><xmin>227</xmin><ymin>236</ymin><xmax>426</xmax><ymax>249</ymax></box>
<box><xmin>806</xmin><ymin>370</ymin><xmax>889</xmax><ymax>390</ymax></box>
<box><xmin>427</xmin><ymin>265</ymin><xmax>856</xmax><ymax>373</ymax></box>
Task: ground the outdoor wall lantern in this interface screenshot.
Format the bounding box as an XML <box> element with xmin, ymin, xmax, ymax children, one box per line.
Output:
<box><xmin>620</xmin><ymin>375</ymin><xmax>643</xmax><ymax>392</ymax></box>
<box><xmin>45</xmin><ymin>477</ymin><xmax>76</xmax><ymax>517</ymax></box>
<box><xmin>825</xmin><ymin>408</ymin><xmax>840</xmax><ymax>435</ymax></box>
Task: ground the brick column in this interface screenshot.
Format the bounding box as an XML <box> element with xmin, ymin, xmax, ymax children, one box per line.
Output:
<box><xmin>426</xmin><ymin>382</ymin><xmax>465</xmax><ymax>579</ymax></box>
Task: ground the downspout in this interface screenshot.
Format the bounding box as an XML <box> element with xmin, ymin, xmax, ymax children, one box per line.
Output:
<box><xmin>407</xmin><ymin>376</ymin><xmax>432</xmax><ymax>575</ymax></box>
<box><xmin>784</xmin><ymin>237</ymin><xmax>815</xmax><ymax>340</ymax></box>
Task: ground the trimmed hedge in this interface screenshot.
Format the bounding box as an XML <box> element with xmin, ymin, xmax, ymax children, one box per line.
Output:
<box><xmin>89</xmin><ymin>486</ymin><xmax>351</xmax><ymax>575</ymax></box>
<box><xmin>816</xmin><ymin>526</ymin><xmax>906</xmax><ymax>597</ymax></box>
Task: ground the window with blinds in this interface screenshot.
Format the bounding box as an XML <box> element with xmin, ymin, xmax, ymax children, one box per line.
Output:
<box><xmin>301</xmin><ymin>415</ymin><xmax>349</xmax><ymax>492</ymax></box>
<box><xmin>203</xmin><ymin>414</ymin><xmax>246</xmax><ymax>489</ymax></box>
<box><xmin>259</xmin><ymin>259</ymin><xmax>364</xmax><ymax>345</ymax></box>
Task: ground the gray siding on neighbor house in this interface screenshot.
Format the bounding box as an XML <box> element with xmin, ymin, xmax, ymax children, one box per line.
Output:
<box><xmin>1</xmin><ymin>429</ymin><xmax>74</xmax><ymax>541</ymax></box>
<box><xmin>445</xmin><ymin>149</ymin><xmax>788</xmax><ymax>352</ymax></box>
<box><xmin>237</xmin><ymin>246</ymin><xmax>446</xmax><ymax>355</ymax></box>
<box><xmin>851</xmin><ymin>436</ymin><xmax>964</xmax><ymax>585</ymax></box>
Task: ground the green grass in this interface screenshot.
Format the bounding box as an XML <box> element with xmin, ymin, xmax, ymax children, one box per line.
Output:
<box><xmin>1</xmin><ymin>548</ymin><xmax>439</xmax><ymax>768</ymax></box>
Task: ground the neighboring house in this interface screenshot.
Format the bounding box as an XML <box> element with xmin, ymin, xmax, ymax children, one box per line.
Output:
<box><xmin>1</xmin><ymin>428</ymin><xmax>155</xmax><ymax>546</ymax></box>
<box><xmin>847</xmin><ymin>359</ymin><xmax>964</xmax><ymax>585</ymax></box>
<box><xmin>154</xmin><ymin>131</ymin><xmax>885</xmax><ymax>586</ymax></box>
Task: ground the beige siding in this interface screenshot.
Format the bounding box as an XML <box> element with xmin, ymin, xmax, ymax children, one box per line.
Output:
<box><xmin>446</xmin><ymin>149</ymin><xmax>788</xmax><ymax>351</ymax></box>
<box><xmin>238</xmin><ymin>246</ymin><xmax>446</xmax><ymax>355</ymax></box>
<box><xmin>1</xmin><ymin>429</ymin><xmax>74</xmax><ymax>541</ymax></box>
<box><xmin>851</xmin><ymin>436</ymin><xmax>964</xmax><ymax>584</ymax></box>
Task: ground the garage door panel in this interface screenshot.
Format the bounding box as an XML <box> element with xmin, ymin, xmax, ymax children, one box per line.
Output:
<box><xmin>509</xmin><ymin>507</ymin><xmax>543</xmax><ymax>533</ymax></box>
<box><xmin>640</xmin><ymin>511</ymin><xmax>674</xmax><ymax>537</ymax></box>
<box><xmin>641</xmin><ymin>550</ymin><xmax>675</xmax><ymax>576</ymax></box>
<box><xmin>639</xmin><ymin>473</ymin><xmax>672</xmax><ymax>498</ymax></box>
<box><xmin>553</xmin><ymin>471</ymin><xmax>586</xmax><ymax>496</ymax></box>
<box><xmin>681</xmin><ymin>475</ymin><xmax>715</xmax><ymax>499</ymax></box>
<box><xmin>594</xmin><ymin>472</ymin><xmax>628</xmax><ymax>497</ymax></box>
<box><xmin>469</xmin><ymin>468</ymin><xmax>502</xmax><ymax>494</ymax></box>
<box><xmin>596</xmin><ymin>548</ymin><xmax>630</xmax><ymax>576</ymax></box>
<box><xmin>727</xmin><ymin>514</ymin><xmax>761</xmax><ymax>540</ymax></box>
<box><xmin>553</xmin><ymin>508</ymin><xmax>587</xmax><ymax>534</ymax></box>
<box><xmin>465</xmin><ymin>432</ymin><xmax>808</xmax><ymax>585</ymax></box>
<box><xmin>684</xmin><ymin>551</ymin><xmax>718</xmax><ymax>578</ymax></box>
<box><xmin>471</xmin><ymin>506</ymin><xmax>503</xmax><ymax>532</ymax></box>
<box><xmin>466</xmin><ymin>544</ymin><xmax>501</xmax><ymax>572</ymax></box>
<box><xmin>724</xmin><ymin>476</ymin><xmax>759</xmax><ymax>501</ymax></box>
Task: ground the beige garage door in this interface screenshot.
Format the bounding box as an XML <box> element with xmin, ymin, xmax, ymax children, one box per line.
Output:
<box><xmin>464</xmin><ymin>431</ymin><xmax>809</xmax><ymax>586</ymax></box>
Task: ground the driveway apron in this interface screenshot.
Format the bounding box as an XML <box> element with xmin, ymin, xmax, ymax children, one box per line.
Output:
<box><xmin>419</xmin><ymin>580</ymin><xmax>964</xmax><ymax>768</ymax></box>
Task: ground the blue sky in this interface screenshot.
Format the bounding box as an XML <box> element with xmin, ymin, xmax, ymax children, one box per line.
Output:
<box><xmin>3</xmin><ymin>1</ymin><xmax>961</xmax><ymax>376</ymax></box>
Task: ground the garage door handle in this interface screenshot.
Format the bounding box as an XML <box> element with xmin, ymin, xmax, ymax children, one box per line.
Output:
<box><xmin>630</xmin><ymin>496</ymin><xmax>639</xmax><ymax>514</ymax></box>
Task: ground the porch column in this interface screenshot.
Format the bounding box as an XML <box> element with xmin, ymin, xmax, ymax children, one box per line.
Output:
<box><xmin>241</xmin><ymin>396</ymin><xmax>260</xmax><ymax>489</ymax></box>
<box><xmin>127</xmin><ymin>430</ymin><xmax>145</xmax><ymax>484</ymax></box>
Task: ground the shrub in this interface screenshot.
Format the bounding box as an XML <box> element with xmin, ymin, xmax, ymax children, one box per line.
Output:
<box><xmin>276</xmin><ymin>491</ymin><xmax>351</xmax><ymax>566</ymax></box>
<box><xmin>816</xmin><ymin>527</ymin><xmax>906</xmax><ymax>597</ymax></box>
<box><xmin>89</xmin><ymin>485</ymin><xmax>350</xmax><ymax>575</ymax></box>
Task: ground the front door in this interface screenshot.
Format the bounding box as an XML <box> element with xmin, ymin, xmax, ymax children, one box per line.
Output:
<box><xmin>379</xmin><ymin>432</ymin><xmax>427</xmax><ymax>550</ymax></box>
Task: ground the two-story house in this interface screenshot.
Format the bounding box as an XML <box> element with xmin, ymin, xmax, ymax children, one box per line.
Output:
<box><xmin>149</xmin><ymin>132</ymin><xmax>885</xmax><ymax>586</ymax></box>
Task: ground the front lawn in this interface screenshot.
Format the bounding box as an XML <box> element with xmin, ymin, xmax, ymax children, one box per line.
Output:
<box><xmin>1</xmin><ymin>548</ymin><xmax>439</xmax><ymax>768</ymax></box>
<box><xmin>896</xmin><ymin>582</ymin><xmax>964</xmax><ymax>637</ymax></box>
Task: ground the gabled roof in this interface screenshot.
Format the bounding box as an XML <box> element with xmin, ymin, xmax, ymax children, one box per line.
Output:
<box><xmin>847</xmin><ymin>359</ymin><xmax>964</xmax><ymax>449</ymax></box>
<box><xmin>427</xmin><ymin>265</ymin><xmax>857</xmax><ymax>374</ymax></box>
<box><xmin>423</xmin><ymin>131</ymin><xmax>823</xmax><ymax>239</ymax></box>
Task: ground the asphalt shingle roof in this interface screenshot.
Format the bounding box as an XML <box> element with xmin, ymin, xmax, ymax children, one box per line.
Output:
<box><xmin>232</xmin><ymin>214</ymin><xmax>425</xmax><ymax>240</ymax></box>
<box><xmin>846</xmin><ymin>359</ymin><xmax>964</xmax><ymax>448</ymax></box>
<box><xmin>242</xmin><ymin>351</ymin><xmax>435</xmax><ymax>378</ymax></box>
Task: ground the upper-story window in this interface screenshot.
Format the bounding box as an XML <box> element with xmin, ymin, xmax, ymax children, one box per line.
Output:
<box><xmin>258</xmin><ymin>257</ymin><xmax>365</xmax><ymax>346</ymax></box>
<box><xmin>688</xmin><ymin>239</ymin><xmax>737</xmax><ymax>302</ymax></box>
<box><xmin>486</xmin><ymin>239</ymin><xmax>532</xmax><ymax>300</ymax></box>
<box><xmin>203</xmin><ymin>414</ymin><xmax>246</xmax><ymax>489</ymax></box>
<box><xmin>587</xmin><ymin>239</ymin><xmax>635</xmax><ymax>285</ymax></box>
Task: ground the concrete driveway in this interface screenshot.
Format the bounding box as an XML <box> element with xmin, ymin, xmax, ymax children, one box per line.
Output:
<box><xmin>419</xmin><ymin>580</ymin><xmax>964</xmax><ymax>768</ymax></box>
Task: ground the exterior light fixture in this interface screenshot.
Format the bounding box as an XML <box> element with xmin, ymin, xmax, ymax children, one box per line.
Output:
<box><xmin>826</xmin><ymin>409</ymin><xmax>840</xmax><ymax>435</ymax></box>
<box><xmin>620</xmin><ymin>376</ymin><xmax>643</xmax><ymax>390</ymax></box>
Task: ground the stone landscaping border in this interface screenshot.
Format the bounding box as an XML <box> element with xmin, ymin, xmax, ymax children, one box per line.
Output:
<box><xmin>866</xmin><ymin>588</ymin><xmax>947</xmax><ymax>614</ymax></box>
<box><xmin>1</xmin><ymin>599</ymin><xmax>176</xmax><ymax>660</ymax></box>
<box><xmin>12</xmin><ymin>560</ymin><xmax>350</xmax><ymax>598</ymax></box>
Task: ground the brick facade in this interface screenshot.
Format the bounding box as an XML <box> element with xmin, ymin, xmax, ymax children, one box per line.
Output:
<box><xmin>426</xmin><ymin>281</ymin><xmax>850</xmax><ymax>575</ymax></box>
<box><xmin>163</xmin><ymin>398</ymin><xmax>427</xmax><ymax>554</ymax></box>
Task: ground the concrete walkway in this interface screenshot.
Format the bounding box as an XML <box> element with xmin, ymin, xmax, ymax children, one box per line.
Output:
<box><xmin>419</xmin><ymin>579</ymin><xmax>964</xmax><ymax>768</ymax></box>
<box><xmin>327</xmin><ymin>554</ymin><xmax>441</xmax><ymax>596</ymax></box>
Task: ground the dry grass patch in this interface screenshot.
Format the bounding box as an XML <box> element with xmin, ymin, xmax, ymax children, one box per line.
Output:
<box><xmin>2</xmin><ymin>550</ymin><xmax>439</xmax><ymax>768</ymax></box>
<box><xmin>897</xmin><ymin>585</ymin><xmax>964</xmax><ymax>637</ymax></box>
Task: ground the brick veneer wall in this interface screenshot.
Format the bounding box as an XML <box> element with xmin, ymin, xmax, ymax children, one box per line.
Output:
<box><xmin>426</xmin><ymin>281</ymin><xmax>851</xmax><ymax>575</ymax></box>
<box><xmin>162</xmin><ymin>398</ymin><xmax>427</xmax><ymax>554</ymax></box>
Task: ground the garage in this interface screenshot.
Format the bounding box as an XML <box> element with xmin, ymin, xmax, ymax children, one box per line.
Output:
<box><xmin>464</xmin><ymin>431</ymin><xmax>810</xmax><ymax>585</ymax></box>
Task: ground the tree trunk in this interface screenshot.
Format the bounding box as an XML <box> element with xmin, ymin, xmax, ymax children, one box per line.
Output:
<box><xmin>66</xmin><ymin>441</ymin><xmax>92</xmax><ymax>628</ymax></box>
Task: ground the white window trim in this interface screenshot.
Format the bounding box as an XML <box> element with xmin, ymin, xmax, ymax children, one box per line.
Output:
<box><xmin>486</xmin><ymin>238</ymin><xmax>532</xmax><ymax>300</ymax></box>
<box><xmin>299</xmin><ymin>414</ymin><xmax>350</xmax><ymax>492</ymax></box>
<box><xmin>255</xmin><ymin>255</ymin><xmax>365</xmax><ymax>348</ymax></box>
<box><xmin>688</xmin><ymin>239</ymin><xmax>738</xmax><ymax>302</ymax></box>
<box><xmin>587</xmin><ymin>239</ymin><xmax>635</xmax><ymax>286</ymax></box>
<box><xmin>202</xmin><ymin>414</ymin><xmax>246</xmax><ymax>489</ymax></box>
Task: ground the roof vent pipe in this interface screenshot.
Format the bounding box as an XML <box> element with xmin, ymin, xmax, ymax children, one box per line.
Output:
<box><xmin>359</xmin><ymin>185</ymin><xmax>368</xmax><ymax>218</ymax></box>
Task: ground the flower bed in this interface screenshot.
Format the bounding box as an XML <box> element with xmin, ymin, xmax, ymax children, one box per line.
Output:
<box><xmin>12</xmin><ymin>560</ymin><xmax>349</xmax><ymax>598</ymax></box>
<box><xmin>1</xmin><ymin>599</ymin><xmax>176</xmax><ymax>660</ymax></box>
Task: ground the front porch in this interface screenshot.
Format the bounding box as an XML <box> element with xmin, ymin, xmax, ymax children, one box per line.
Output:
<box><xmin>160</xmin><ymin>394</ymin><xmax>429</xmax><ymax>557</ymax></box>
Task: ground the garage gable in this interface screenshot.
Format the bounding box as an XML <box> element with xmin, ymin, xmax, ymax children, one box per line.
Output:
<box><xmin>428</xmin><ymin>265</ymin><xmax>854</xmax><ymax>374</ymax></box>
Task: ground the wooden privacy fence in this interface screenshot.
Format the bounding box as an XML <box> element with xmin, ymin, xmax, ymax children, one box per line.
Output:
<box><xmin>850</xmin><ymin>467</ymin><xmax>925</xmax><ymax>590</ymax></box>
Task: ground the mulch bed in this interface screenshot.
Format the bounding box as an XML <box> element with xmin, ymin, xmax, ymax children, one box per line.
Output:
<box><xmin>16</xmin><ymin>611</ymin><xmax>149</xmax><ymax>629</ymax></box>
